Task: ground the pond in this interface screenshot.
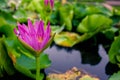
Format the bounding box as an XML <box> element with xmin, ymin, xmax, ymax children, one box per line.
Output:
<box><xmin>45</xmin><ymin>41</ymin><xmax>119</xmax><ymax>80</ymax></box>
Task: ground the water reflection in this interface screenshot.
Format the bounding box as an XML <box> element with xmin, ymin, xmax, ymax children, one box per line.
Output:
<box><xmin>73</xmin><ymin>42</ymin><xmax>101</xmax><ymax>65</ymax></box>
<box><xmin>45</xmin><ymin>43</ymin><xmax>109</xmax><ymax>80</ymax></box>
<box><xmin>105</xmin><ymin>62</ymin><xmax>119</xmax><ymax>75</ymax></box>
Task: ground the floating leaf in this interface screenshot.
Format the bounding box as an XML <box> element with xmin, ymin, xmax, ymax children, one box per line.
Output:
<box><xmin>54</xmin><ymin>32</ymin><xmax>80</xmax><ymax>47</ymax></box>
<box><xmin>77</xmin><ymin>14</ymin><xmax>112</xmax><ymax>33</ymax></box>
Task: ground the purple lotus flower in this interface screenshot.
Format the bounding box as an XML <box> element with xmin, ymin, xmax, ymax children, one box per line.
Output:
<box><xmin>14</xmin><ymin>19</ymin><xmax>51</xmax><ymax>52</ymax></box>
<box><xmin>44</xmin><ymin>0</ymin><xmax>54</xmax><ymax>9</ymax></box>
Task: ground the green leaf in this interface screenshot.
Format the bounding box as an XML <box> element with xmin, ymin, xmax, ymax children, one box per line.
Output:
<box><xmin>102</xmin><ymin>27</ymin><xmax>118</xmax><ymax>40</ymax></box>
<box><xmin>13</xmin><ymin>8</ymin><xmax>28</xmax><ymax>22</ymax></box>
<box><xmin>86</xmin><ymin>6</ymin><xmax>101</xmax><ymax>15</ymax></box>
<box><xmin>0</xmin><ymin>0</ymin><xmax>7</xmax><ymax>9</ymax></box>
<box><xmin>0</xmin><ymin>11</ymin><xmax>16</xmax><ymax>26</ymax></box>
<box><xmin>77</xmin><ymin>14</ymin><xmax>112</xmax><ymax>33</ymax></box>
<box><xmin>26</xmin><ymin>0</ymin><xmax>42</xmax><ymax>12</ymax></box>
<box><xmin>0</xmin><ymin>0</ymin><xmax>11</xmax><ymax>12</ymax></box>
<box><xmin>73</xmin><ymin>3</ymin><xmax>87</xmax><ymax>19</ymax></box>
<box><xmin>86</xmin><ymin>4</ymin><xmax>112</xmax><ymax>16</ymax></box>
<box><xmin>108</xmin><ymin>36</ymin><xmax>120</xmax><ymax>63</ymax></box>
<box><xmin>16</xmin><ymin>53</ymin><xmax>51</xmax><ymax>70</ymax></box>
<box><xmin>51</xmin><ymin>25</ymin><xmax>64</xmax><ymax>34</ymax></box>
<box><xmin>0</xmin><ymin>37</ymin><xmax>15</xmax><ymax>77</ymax></box>
<box><xmin>0</xmin><ymin>24</ymin><xmax>15</xmax><ymax>38</ymax></box>
<box><xmin>59</xmin><ymin>3</ymin><xmax>74</xmax><ymax>31</ymax></box>
<box><xmin>14</xmin><ymin>53</ymin><xmax>50</xmax><ymax>79</ymax></box>
<box><xmin>54</xmin><ymin>32</ymin><xmax>80</xmax><ymax>47</ymax></box>
<box><xmin>112</xmin><ymin>8</ymin><xmax>120</xmax><ymax>16</ymax></box>
<box><xmin>109</xmin><ymin>71</ymin><xmax>120</xmax><ymax>80</ymax></box>
<box><xmin>14</xmin><ymin>63</ymin><xmax>36</xmax><ymax>79</ymax></box>
<box><xmin>50</xmin><ymin>10</ymin><xmax>59</xmax><ymax>25</ymax></box>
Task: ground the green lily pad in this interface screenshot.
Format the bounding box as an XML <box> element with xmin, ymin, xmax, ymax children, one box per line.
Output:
<box><xmin>77</xmin><ymin>14</ymin><xmax>112</xmax><ymax>33</ymax></box>
<box><xmin>54</xmin><ymin>32</ymin><xmax>80</xmax><ymax>47</ymax></box>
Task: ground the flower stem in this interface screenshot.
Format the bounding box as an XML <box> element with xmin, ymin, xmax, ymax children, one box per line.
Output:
<box><xmin>36</xmin><ymin>55</ymin><xmax>41</xmax><ymax>80</ymax></box>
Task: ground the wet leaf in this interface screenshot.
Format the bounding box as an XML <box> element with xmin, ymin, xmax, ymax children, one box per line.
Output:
<box><xmin>54</xmin><ymin>32</ymin><xmax>80</xmax><ymax>47</ymax></box>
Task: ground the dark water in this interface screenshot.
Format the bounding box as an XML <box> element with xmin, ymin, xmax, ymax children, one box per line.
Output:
<box><xmin>44</xmin><ymin>43</ymin><xmax>118</xmax><ymax>80</ymax></box>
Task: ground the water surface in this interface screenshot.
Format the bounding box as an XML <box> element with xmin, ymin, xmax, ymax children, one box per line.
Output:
<box><xmin>45</xmin><ymin>44</ymin><xmax>109</xmax><ymax>80</ymax></box>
